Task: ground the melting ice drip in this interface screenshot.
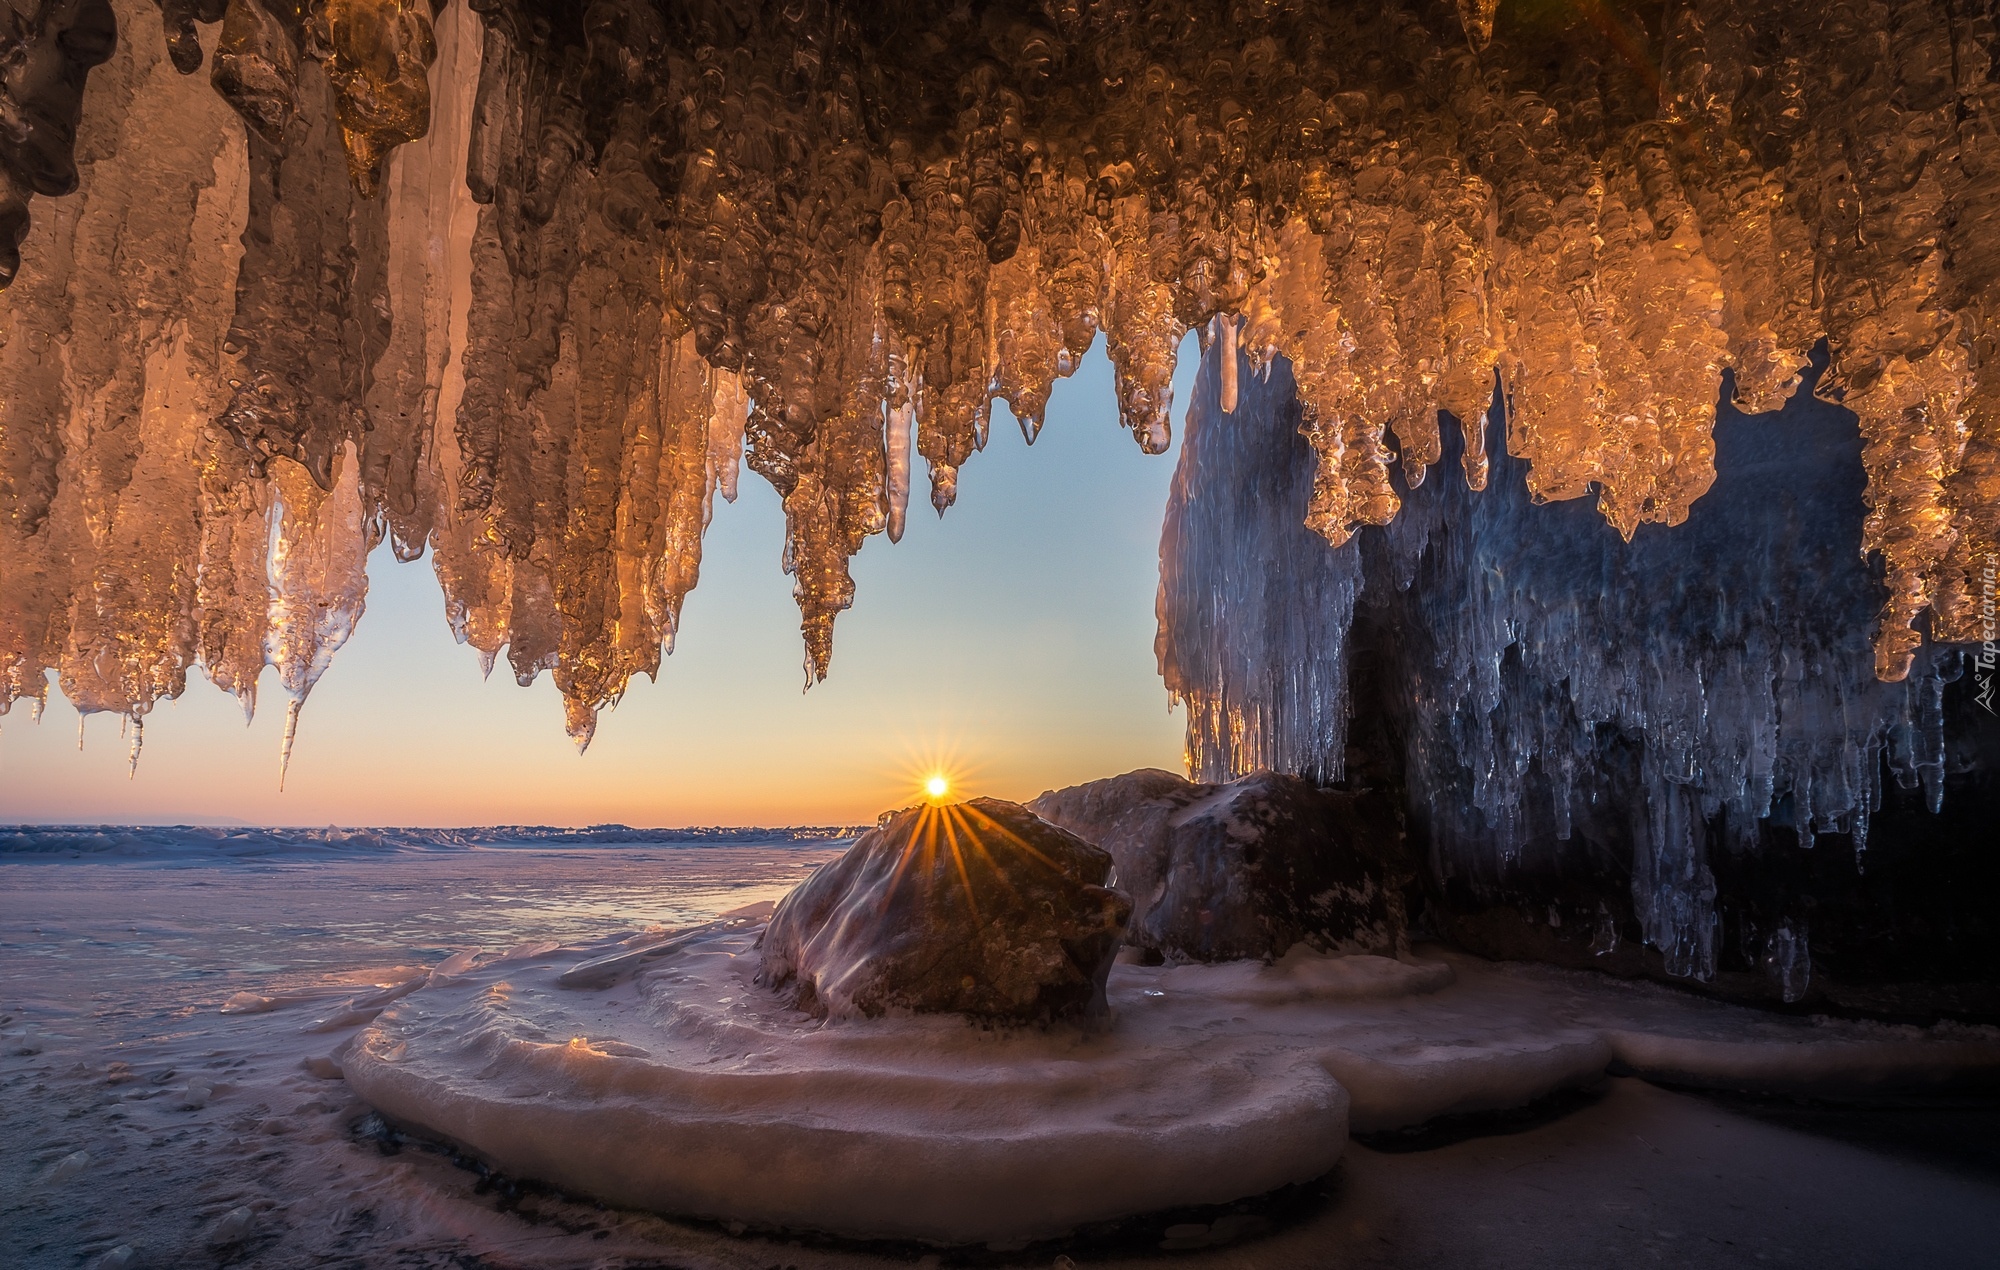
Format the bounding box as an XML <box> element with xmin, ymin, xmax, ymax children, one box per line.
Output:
<box><xmin>1160</xmin><ymin>340</ymin><xmax>1971</xmax><ymax>992</ymax></box>
<box><xmin>1</xmin><ymin>0</ymin><xmax>1997</xmax><ymax>759</ymax></box>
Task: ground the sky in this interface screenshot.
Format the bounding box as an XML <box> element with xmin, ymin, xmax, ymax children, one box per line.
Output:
<box><xmin>0</xmin><ymin>341</ymin><xmax>1200</xmax><ymax>828</ymax></box>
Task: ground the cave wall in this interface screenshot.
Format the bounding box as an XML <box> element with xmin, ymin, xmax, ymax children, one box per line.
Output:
<box><xmin>1160</xmin><ymin>341</ymin><xmax>2000</xmax><ymax>1016</ymax></box>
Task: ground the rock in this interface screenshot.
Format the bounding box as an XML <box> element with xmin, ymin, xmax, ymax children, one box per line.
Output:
<box><xmin>45</xmin><ymin>1149</ymin><xmax>91</xmax><ymax>1184</ymax></box>
<box><xmin>210</xmin><ymin>1206</ymin><xmax>254</xmax><ymax>1245</ymax></box>
<box><xmin>760</xmin><ymin>798</ymin><xmax>1131</xmax><ymax>1021</ymax></box>
<box><xmin>1030</xmin><ymin>769</ymin><xmax>1411</xmax><ymax>963</ymax></box>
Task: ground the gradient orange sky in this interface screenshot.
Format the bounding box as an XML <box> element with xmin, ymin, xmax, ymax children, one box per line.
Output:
<box><xmin>0</xmin><ymin>344</ymin><xmax>1197</xmax><ymax>827</ymax></box>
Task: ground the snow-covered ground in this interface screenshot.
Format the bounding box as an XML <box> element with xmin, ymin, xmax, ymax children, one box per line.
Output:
<box><xmin>6</xmin><ymin>841</ymin><xmax>2000</xmax><ymax>1268</ymax></box>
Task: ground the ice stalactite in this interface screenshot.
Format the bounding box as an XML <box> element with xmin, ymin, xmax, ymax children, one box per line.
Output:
<box><xmin>267</xmin><ymin>447</ymin><xmax>369</xmax><ymax>787</ymax></box>
<box><xmin>1162</xmin><ymin>340</ymin><xmax>1993</xmax><ymax>1000</ymax></box>
<box><xmin>1</xmin><ymin>1</ymin><xmax>249</xmax><ymax>741</ymax></box>
<box><xmin>1</xmin><ymin>0</ymin><xmax>1998</xmax><ymax>759</ymax></box>
<box><xmin>1157</xmin><ymin>329</ymin><xmax>1362</xmax><ymax>789</ymax></box>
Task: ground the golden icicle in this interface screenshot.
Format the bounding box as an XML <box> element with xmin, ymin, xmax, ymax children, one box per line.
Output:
<box><xmin>0</xmin><ymin>0</ymin><xmax>1994</xmax><ymax>737</ymax></box>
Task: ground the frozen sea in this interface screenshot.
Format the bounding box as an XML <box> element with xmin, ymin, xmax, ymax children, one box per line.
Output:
<box><xmin>0</xmin><ymin>831</ymin><xmax>845</xmax><ymax>1268</ymax></box>
<box><xmin>4</xmin><ymin>828</ymin><xmax>2000</xmax><ymax>1269</ymax></box>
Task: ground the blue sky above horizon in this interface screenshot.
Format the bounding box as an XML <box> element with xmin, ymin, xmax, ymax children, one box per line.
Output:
<box><xmin>0</xmin><ymin>340</ymin><xmax>1199</xmax><ymax>828</ymax></box>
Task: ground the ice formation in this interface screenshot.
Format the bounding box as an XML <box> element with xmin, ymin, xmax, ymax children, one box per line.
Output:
<box><xmin>347</xmin><ymin>918</ymin><xmax>1352</xmax><ymax>1244</ymax></box>
<box><xmin>343</xmin><ymin>913</ymin><xmax>2000</xmax><ymax>1241</ymax></box>
<box><xmin>12</xmin><ymin>836</ymin><xmax>2000</xmax><ymax>1263</ymax></box>
<box><xmin>4</xmin><ymin>0</ymin><xmax>1998</xmax><ymax>748</ymax></box>
<box><xmin>1160</xmin><ymin>339</ymin><xmax>1988</xmax><ymax>994</ymax></box>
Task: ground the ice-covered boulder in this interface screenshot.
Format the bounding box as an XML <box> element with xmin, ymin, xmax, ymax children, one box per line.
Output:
<box><xmin>1030</xmin><ymin>769</ymin><xmax>1410</xmax><ymax>963</ymax></box>
<box><xmin>759</xmin><ymin>797</ymin><xmax>1132</xmax><ymax>1021</ymax></box>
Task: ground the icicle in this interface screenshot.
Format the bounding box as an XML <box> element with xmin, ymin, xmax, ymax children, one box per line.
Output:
<box><xmin>885</xmin><ymin>335</ymin><xmax>916</xmax><ymax>542</ymax></box>
<box><xmin>278</xmin><ymin>697</ymin><xmax>301</xmax><ymax>791</ymax></box>
<box><xmin>566</xmin><ymin>698</ymin><xmax>597</xmax><ymax>755</ymax></box>
<box><xmin>1590</xmin><ymin>905</ymin><xmax>1621</xmax><ymax>957</ymax></box>
<box><xmin>1764</xmin><ymin>922</ymin><xmax>1810</xmax><ymax>1003</ymax></box>
<box><xmin>1455</xmin><ymin>0</ymin><xmax>1501</xmax><ymax>49</ymax></box>
<box><xmin>708</xmin><ymin>370</ymin><xmax>748</xmax><ymax>507</ymax></box>
<box><xmin>126</xmin><ymin>714</ymin><xmax>143</xmax><ymax>778</ymax></box>
<box><xmin>1217</xmin><ymin>315</ymin><xmax>1239</xmax><ymax>415</ymax></box>
<box><xmin>886</xmin><ymin>400</ymin><xmax>914</xmax><ymax>543</ymax></box>
<box><xmin>930</xmin><ymin>461</ymin><xmax>957</xmax><ymax>516</ymax></box>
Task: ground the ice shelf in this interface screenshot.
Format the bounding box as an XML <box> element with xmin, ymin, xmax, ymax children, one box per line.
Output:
<box><xmin>344</xmin><ymin>916</ymin><xmax>2000</xmax><ymax>1243</ymax></box>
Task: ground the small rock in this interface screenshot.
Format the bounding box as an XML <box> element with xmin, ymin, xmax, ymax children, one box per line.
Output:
<box><xmin>46</xmin><ymin>1149</ymin><xmax>91</xmax><ymax>1184</ymax></box>
<box><xmin>210</xmin><ymin>1205</ymin><xmax>254</xmax><ymax>1245</ymax></box>
<box><xmin>180</xmin><ymin>1078</ymin><xmax>214</xmax><ymax>1109</ymax></box>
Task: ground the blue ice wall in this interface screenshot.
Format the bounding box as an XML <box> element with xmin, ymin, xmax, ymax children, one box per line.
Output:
<box><xmin>1159</xmin><ymin>341</ymin><xmax>1992</xmax><ymax>998</ymax></box>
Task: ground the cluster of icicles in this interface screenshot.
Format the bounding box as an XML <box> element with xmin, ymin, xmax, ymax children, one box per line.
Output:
<box><xmin>1</xmin><ymin>0</ymin><xmax>1996</xmax><ymax>766</ymax></box>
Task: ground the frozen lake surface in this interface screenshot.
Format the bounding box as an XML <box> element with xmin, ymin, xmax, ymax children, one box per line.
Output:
<box><xmin>0</xmin><ymin>840</ymin><xmax>841</xmax><ymax>1268</ymax></box>
<box><xmin>5</xmin><ymin>838</ymin><xmax>2000</xmax><ymax>1269</ymax></box>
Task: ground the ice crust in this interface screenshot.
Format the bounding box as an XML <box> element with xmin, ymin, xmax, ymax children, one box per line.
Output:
<box><xmin>347</xmin><ymin>923</ymin><xmax>1351</xmax><ymax>1244</ymax></box>
<box><xmin>5</xmin><ymin>0</ymin><xmax>1999</xmax><ymax>748</ymax></box>
<box><xmin>9</xmin><ymin>849</ymin><xmax>1999</xmax><ymax>1262</ymax></box>
<box><xmin>347</xmin><ymin>920</ymin><xmax>2000</xmax><ymax>1241</ymax></box>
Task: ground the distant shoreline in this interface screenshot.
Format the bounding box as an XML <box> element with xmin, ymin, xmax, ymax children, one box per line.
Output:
<box><xmin>0</xmin><ymin>824</ymin><xmax>865</xmax><ymax>860</ymax></box>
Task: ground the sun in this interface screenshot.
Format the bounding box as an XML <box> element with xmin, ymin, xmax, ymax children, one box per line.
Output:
<box><xmin>894</xmin><ymin>739</ymin><xmax>976</xmax><ymax>808</ymax></box>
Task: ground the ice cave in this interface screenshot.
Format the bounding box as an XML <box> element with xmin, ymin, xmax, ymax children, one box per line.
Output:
<box><xmin>3</xmin><ymin>0</ymin><xmax>2000</xmax><ymax>1264</ymax></box>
